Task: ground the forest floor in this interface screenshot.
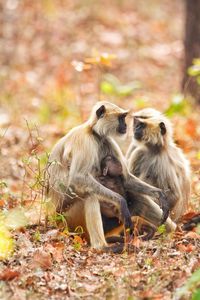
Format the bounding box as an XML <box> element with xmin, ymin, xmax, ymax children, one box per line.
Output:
<box><xmin>0</xmin><ymin>1</ymin><xmax>200</xmax><ymax>299</ymax></box>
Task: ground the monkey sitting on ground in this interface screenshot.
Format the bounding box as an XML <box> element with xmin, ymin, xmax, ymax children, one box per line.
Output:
<box><xmin>126</xmin><ymin>108</ymin><xmax>191</xmax><ymax>222</ymax></box>
<box><xmin>98</xmin><ymin>155</ymin><xmax>156</xmax><ymax>241</ymax></box>
<box><xmin>47</xmin><ymin>102</ymin><xmax>174</xmax><ymax>253</ymax></box>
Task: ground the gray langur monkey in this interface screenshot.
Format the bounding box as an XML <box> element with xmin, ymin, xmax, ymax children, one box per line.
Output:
<box><xmin>126</xmin><ymin>108</ymin><xmax>191</xmax><ymax>222</ymax></box>
<box><xmin>47</xmin><ymin>102</ymin><xmax>172</xmax><ymax>251</ymax></box>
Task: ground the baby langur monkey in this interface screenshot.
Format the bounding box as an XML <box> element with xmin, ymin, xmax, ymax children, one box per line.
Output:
<box><xmin>99</xmin><ymin>155</ymin><xmax>126</xmax><ymax>202</ymax></box>
<box><xmin>127</xmin><ymin>108</ymin><xmax>191</xmax><ymax>222</ymax></box>
<box><xmin>99</xmin><ymin>155</ymin><xmax>156</xmax><ymax>240</ymax></box>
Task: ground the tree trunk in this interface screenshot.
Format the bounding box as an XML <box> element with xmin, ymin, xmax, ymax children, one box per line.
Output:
<box><xmin>182</xmin><ymin>0</ymin><xmax>200</xmax><ymax>103</ymax></box>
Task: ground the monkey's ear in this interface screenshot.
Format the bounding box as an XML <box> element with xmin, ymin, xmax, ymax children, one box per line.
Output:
<box><xmin>159</xmin><ymin>122</ymin><xmax>166</xmax><ymax>135</ymax></box>
<box><xmin>96</xmin><ymin>105</ymin><xmax>106</xmax><ymax>119</ymax></box>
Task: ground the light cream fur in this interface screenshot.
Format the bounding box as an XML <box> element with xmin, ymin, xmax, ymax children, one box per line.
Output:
<box><xmin>47</xmin><ymin>101</ymin><xmax>129</xmax><ymax>249</ymax></box>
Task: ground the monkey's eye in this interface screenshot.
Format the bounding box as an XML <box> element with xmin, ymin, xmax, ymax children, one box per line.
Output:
<box><xmin>118</xmin><ymin>113</ymin><xmax>127</xmax><ymax>121</ymax></box>
<box><xmin>135</xmin><ymin>122</ymin><xmax>146</xmax><ymax>130</ymax></box>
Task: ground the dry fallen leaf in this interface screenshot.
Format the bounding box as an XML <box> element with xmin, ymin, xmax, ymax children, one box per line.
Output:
<box><xmin>182</xmin><ymin>211</ymin><xmax>199</xmax><ymax>222</ymax></box>
<box><xmin>45</xmin><ymin>242</ymin><xmax>65</xmax><ymax>263</ymax></box>
<box><xmin>73</xmin><ymin>235</ymin><xmax>84</xmax><ymax>245</ymax></box>
<box><xmin>177</xmin><ymin>243</ymin><xmax>195</xmax><ymax>253</ymax></box>
<box><xmin>131</xmin><ymin>236</ymin><xmax>141</xmax><ymax>248</ymax></box>
<box><xmin>32</xmin><ymin>250</ymin><xmax>52</xmax><ymax>270</ymax></box>
<box><xmin>0</xmin><ymin>200</ymin><xmax>5</xmax><ymax>207</ymax></box>
<box><xmin>0</xmin><ymin>268</ymin><xmax>20</xmax><ymax>281</ymax></box>
<box><xmin>184</xmin><ymin>231</ymin><xmax>200</xmax><ymax>239</ymax></box>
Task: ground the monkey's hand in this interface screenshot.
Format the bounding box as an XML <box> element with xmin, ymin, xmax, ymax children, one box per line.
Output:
<box><xmin>119</xmin><ymin>197</ymin><xmax>134</xmax><ymax>237</ymax></box>
<box><xmin>158</xmin><ymin>191</ymin><xmax>170</xmax><ymax>224</ymax></box>
<box><xmin>124</xmin><ymin>174</ymin><xmax>170</xmax><ymax>224</ymax></box>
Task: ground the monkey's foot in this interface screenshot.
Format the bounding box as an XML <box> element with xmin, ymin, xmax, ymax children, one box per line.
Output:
<box><xmin>106</xmin><ymin>236</ymin><xmax>124</xmax><ymax>244</ymax></box>
<box><xmin>103</xmin><ymin>243</ymin><xmax>138</xmax><ymax>254</ymax></box>
<box><xmin>140</xmin><ymin>225</ymin><xmax>156</xmax><ymax>240</ymax></box>
<box><xmin>106</xmin><ymin>226</ymin><xmax>155</xmax><ymax>244</ymax></box>
<box><xmin>159</xmin><ymin>191</ymin><xmax>170</xmax><ymax>224</ymax></box>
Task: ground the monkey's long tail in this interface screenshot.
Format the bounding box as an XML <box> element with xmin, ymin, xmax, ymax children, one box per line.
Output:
<box><xmin>182</xmin><ymin>213</ymin><xmax>200</xmax><ymax>231</ymax></box>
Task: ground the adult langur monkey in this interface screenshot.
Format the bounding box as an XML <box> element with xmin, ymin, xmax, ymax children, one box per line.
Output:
<box><xmin>126</xmin><ymin>108</ymin><xmax>191</xmax><ymax>222</ymax></box>
<box><xmin>47</xmin><ymin>102</ymin><xmax>172</xmax><ymax>252</ymax></box>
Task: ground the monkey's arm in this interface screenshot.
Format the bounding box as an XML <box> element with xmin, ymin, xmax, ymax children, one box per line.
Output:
<box><xmin>70</xmin><ymin>173</ymin><xmax>133</xmax><ymax>232</ymax></box>
<box><xmin>126</xmin><ymin>143</ymin><xmax>137</xmax><ymax>160</ymax></box>
<box><xmin>124</xmin><ymin>172</ymin><xmax>170</xmax><ymax>224</ymax></box>
<box><xmin>127</xmin><ymin>192</ymin><xmax>176</xmax><ymax>232</ymax></box>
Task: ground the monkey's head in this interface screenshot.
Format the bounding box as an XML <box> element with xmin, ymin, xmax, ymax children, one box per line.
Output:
<box><xmin>133</xmin><ymin>108</ymin><xmax>173</xmax><ymax>148</ymax></box>
<box><xmin>90</xmin><ymin>101</ymin><xmax>129</xmax><ymax>137</ymax></box>
<box><xmin>101</xmin><ymin>155</ymin><xmax>123</xmax><ymax>177</ymax></box>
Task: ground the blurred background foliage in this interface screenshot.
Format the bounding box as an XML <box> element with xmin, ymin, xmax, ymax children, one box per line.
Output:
<box><xmin>0</xmin><ymin>0</ymin><xmax>186</xmax><ymax>128</ymax></box>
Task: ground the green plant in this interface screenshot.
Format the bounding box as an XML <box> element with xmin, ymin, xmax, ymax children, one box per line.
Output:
<box><xmin>48</xmin><ymin>212</ymin><xmax>67</xmax><ymax>227</ymax></box>
<box><xmin>175</xmin><ymin>268</ymin><xmax>200</xmax><ymax>299</ymax></box>
<box><xmin>188</xmin><ymin>58</ymin><xmax>200</xmax><ymax>85</ymax></box>
<box><xmin>33</xmin><ymin>230</ymin><xmax>41</xmax><ymax>242</ymax></box>
<box><xmin>100</xmin><ymin>73</ymin><xmax>141</xmax><ymax>97</ymax></box>
<box><xmin>165</xmin><ymin>94</ymin><xmax>191</xmax><ymax>117</ymax></box>
<box><xmin>157</xmin><ymin>224</ymin><xmax>167</xmax><ymax>235</ymax></box>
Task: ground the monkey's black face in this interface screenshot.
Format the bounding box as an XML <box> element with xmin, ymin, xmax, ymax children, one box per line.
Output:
<box><xmin>134</xmin><ymin>118</ymin><xmax>146</xmax><ymax>140</ymax></box>
<box><xmin>117</xmin><ymin>113</ymin><xmax>127</xmax><ymax>134</ymax></box>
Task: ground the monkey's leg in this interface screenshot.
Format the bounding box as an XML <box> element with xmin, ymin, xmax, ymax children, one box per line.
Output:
<box><xmin>84</xmin><ymin>197</ymin><xmax>107</xmax><ymax>249</ymax></box>
<box><xmin>65</xmin><ymin>198</ymin><xmax>114</xmax><ymax>249</ymax></box>
<box><xmin>71</xmin><ymin>174</ymin><xmax>134</xmax><ymax>234</ymax></box>
<box><xmin>128</xmin><ymin>193</ymin><xmax>176</xmax><ymax>232</ymax></box>
<box><xmin>104</xmin><ymin>243</ymin><xmax>137</xmax><ymax>254</ymax></box>
<box><xmin>125</xmin><ymin>174</ymin><xmax>170</xmax><ymax>223</ymax></box>
<box><xmin>65</xmin><ymin>200</ymin><xmax>129</xmax><ymax>252</ymax></box>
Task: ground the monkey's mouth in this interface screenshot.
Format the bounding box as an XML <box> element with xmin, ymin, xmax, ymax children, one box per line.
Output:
<box><xmin>134</xmin><ymin>132</ymin><xmax>143</xmax><ymax>140</ymax></box>
<box><xmin>118</xmin><ymin>128</ymin><xmax>127</xmax><ymax>134</ymax></box>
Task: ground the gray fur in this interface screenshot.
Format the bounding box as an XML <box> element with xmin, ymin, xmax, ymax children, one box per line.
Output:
<box><xmin>127</xmin><ymin>108</ymin><xmax>191</xmax><ymax>222</ymax></box>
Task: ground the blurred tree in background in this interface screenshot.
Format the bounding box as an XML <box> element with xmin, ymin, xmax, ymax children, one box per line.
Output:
<box><xmin>183</xmin><ymin>0</ymin><xmax>200</xmax><ymax>103</ymax></box>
